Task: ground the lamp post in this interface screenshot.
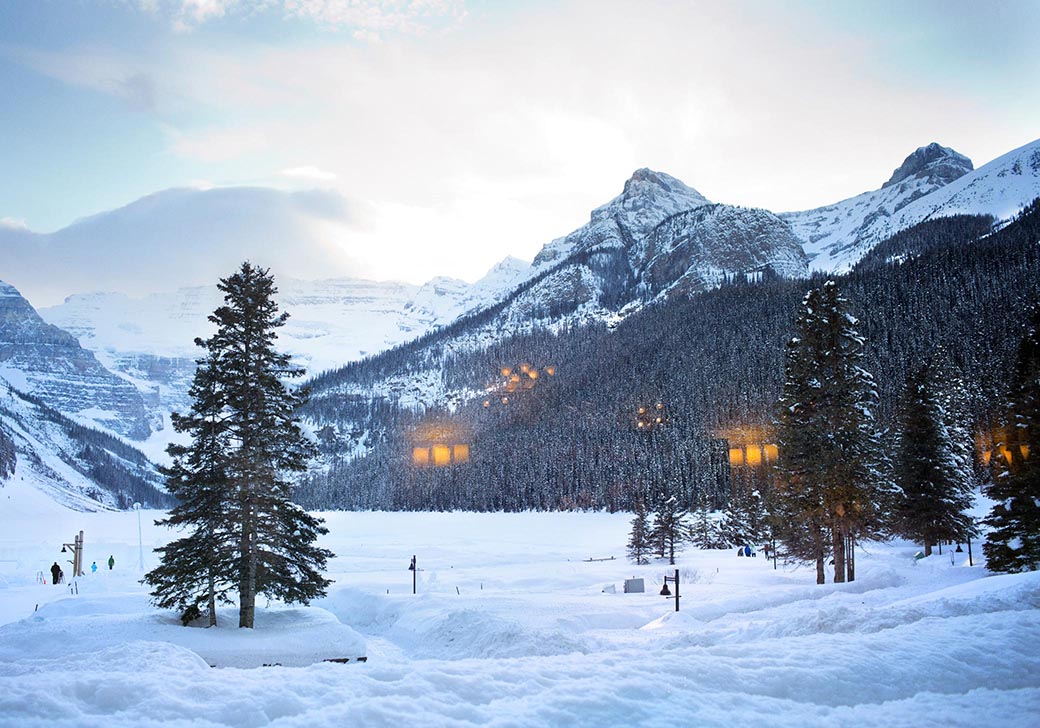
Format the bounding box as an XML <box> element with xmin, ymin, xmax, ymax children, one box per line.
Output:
<box><xmin>133</xmin><ymin>503</ymin><xmax>143</xmax><ymax>570</ymax></box>
<box><xmin>659</xmin><ymin>568</ymin><xmax>680</xmax><ymax>612</ymax></box>
<box><xmin>408</xmin><ymin>555</ymin><xmax>416</xmax><ymax>594</ymax></box>
<box><xmin>61</xmin><ymin>530</ymin><xmax>84</xmax><ymax>577</ymax></box>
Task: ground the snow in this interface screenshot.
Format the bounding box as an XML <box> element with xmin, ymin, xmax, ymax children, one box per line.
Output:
<box><xmin>1</xmin><ymin>503</ymin><xmax>1037</xmax><ymax>727</ymax></box>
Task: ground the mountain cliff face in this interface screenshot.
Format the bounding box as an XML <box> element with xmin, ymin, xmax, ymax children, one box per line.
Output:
<box><xmin>0</xmin><ymin>379</ymin><xmax>168</xmax><ymax>511</ymax></box>
<box><xmin>0</xmin><ymin>281</ymin><xmax>151</xmax><ymax>440</ymax></box>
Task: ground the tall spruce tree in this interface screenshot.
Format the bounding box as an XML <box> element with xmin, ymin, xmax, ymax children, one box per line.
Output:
<box><xmin>774</xmin><ymin>282</ymin><xmax>885</xmax><ymax>584</ymax></box>
<box><xmin>984</xmin><ymin>303</ymin><xmax>1040</xmax><ymax>572</ymax></box>
<box><xmin>893</xmin><ymin>362</ymin><xmax>976</xmax><ymax>556</ymax></box>
<box><xmin>145</xmin><ymin>262</ymin><xmax>333</xmax><ymax>628</ymax></box>
<box><xmin>627</xmin><ymin>497</ymin><xmax>652</xmax><ymax>565</ymax></box>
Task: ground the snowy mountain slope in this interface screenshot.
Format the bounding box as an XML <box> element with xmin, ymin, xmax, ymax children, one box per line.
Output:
<box><xmin>782</xmin><ymin>138</ymin><xmax>1040</xmax><ymax>271</ymax></box>
<box><xmin>0</xmin><ymin>379</ymin><xmax>168</xmax><ymax>511</ymax></box>
<box><xmin>885</xmin><ymin>137</ymin><xmax>1040</xmax><ymax>232</ymax></box>
<box><xmin>781</xmin><ymin>142</ymin><xmax>975</xmax><ymax>271</ymax></box>
<box><xmin>0</xmin><ymin>281</ymin><xmax>151</xmax><ymax>440</ymax></box>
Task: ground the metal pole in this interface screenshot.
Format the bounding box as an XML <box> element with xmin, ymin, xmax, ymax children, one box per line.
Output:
<box><xmin>134</xmin><ymin>503</ymin><xmax>143</xmax><ymax>570</ymax></box>
<box><xmin>967</xmin><ymin>533</ymin><xmax>973</xmax><ymax>567</ymax></box>
<box><xmin>413</xmin><ymin>555</ymin><xmax>417</xmax><ymax>595</ymax></box>
<box><xmin>673</xmin><ymin>568</ymin><xmax>679</xmax><ymax>612</ymax></box>
<box><xmin>772</xmin><ymin>538</ymin><xmax>777</xmax><ymax>570</ymax></box>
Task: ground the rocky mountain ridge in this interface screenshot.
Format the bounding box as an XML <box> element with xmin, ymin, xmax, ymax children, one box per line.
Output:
<box><xmin>0</xmin><ymin>281</ymin><xmax>151</xmax><ymax>440</ymax></box>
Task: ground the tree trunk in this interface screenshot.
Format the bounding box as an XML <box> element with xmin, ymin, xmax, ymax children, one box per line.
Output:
<box><xmin>832</xmin><ymin>526</ymin><xmax>846</xmax><ymax>583</ymax></box>
<box><xmin>208</xmin><ymin>570</ymin><xmax>217</xmax><ymax>628</ymax></box>
<box><xmin>239</xmin><ymin>503</ymin><xmax>255</xmax><ymax>629</ymax></box>
<box><xmin>814</xmin><ymin>526</ymin><xmax>826</xmax><ymax>584</ymax></box>
<box><xmin>924</xmin><ymin>540</ymin><xmax>932</xmax><ymax>557</ymax></box>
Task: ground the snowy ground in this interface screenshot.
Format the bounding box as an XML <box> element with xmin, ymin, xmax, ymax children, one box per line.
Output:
<box><xmin>1</xmin><ymin>484</ymin><xmax>1038</xmax><ymax>727</ymax></box>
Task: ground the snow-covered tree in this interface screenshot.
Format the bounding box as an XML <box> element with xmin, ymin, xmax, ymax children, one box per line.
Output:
<box><xmin>774</xmin><ymin>282</ymin><xmax>886</xmax><ymax>584</ymax></box>
<box><xmin>893</xmin><ymin>362</ymin><xmax>976</xmax><ymax>555</ymax></box>
<box><xmin>719</xmin><ymin>484</ymin><xmax>768</xmax><ymax>548</ymax></box>
<box><xmin>146</xmin><ymin>262</ymin><xmax>333</xmax><ymax>628</ymax></box>
<box><xmin>984</xmin><ymin>303</ymin><xmax>1040</xmax><ymax>572</ymax></box>
<box><xmin>651</xmin><ymin>495</ymin><xmax>688</xmax><ymax>565</ymax></box>
<box><xmin>690</xmin><ymin>492</ymin><xmax>725</xmax><ymax>550</ymax></box>
<box><xmin>627</xmin><ymin>497</ymin><xmax>652</xmax><ymax>565</ymax></box>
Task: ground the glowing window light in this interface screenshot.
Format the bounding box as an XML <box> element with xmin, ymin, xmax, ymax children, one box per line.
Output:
<box><xmin>729</xmin><ymin>448</ymin><xmax>744</xmax><ymax>466</ymax></box>
<box><xmin>763</xmin><ymin>444</ymin><xmax>779</xmax><ymax>462</ymax></box>
<box><xmin>453</xmin><ymin>444</ymin><xmax>470</xmax><ymax>463</ymax></box>
<box><xmin>412</xmin><ymin>447</ymin><xmax>430</xmax><ymax>466</ymax></box>
<box><xmin>745</xmin><ymin>445</ymin><xmax>762</xmax><ymax>467</ymax></box>
<box><xmin>432</xmin><ymin>444</ymin><xmax>451</xmax><ymax>467</ymax></box>
<box><xmin>1021</xmin><ymin>444</ymin><xmax>1031</xmax><ymax>460</ymax></box>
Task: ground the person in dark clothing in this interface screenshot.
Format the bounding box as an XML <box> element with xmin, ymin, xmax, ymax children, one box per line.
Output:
<box><xmin>108</xmin><ymin>555</ymin><xmax>115</xmax><ymax>570</ymax></box>
<box><xmin>50</xmin><ymin>562</ymin><xmax>61</xmax><ymax>585</ymax></box>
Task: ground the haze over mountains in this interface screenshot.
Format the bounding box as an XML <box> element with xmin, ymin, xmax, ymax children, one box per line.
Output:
<box><xmin>1</xmin><ymin>136</ymin><xmax>1039</xmax><ymax>508</ymax></box>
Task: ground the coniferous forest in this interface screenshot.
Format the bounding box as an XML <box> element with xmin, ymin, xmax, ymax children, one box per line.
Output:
<box><xmin>296</xmin><ymin>201</ymin><xmax>1040</xmax><ymax>521</ymax></box>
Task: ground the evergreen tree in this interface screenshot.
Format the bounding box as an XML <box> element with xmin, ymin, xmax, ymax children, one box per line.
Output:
<box><xmin>627</xmin><ymin>497</ymin><xmax>652</xmax><ymax>565</ymax></box>
<box><xmin>984</xmin><ymin>303</ymin><xmax>1040</xmax><ymax>572</ymax></box>
<box><xmin>719</xmin><ymin>484</ymin><xmax>768</xmax><ymax>548</ymax></box>
<box><xmin>774</xmin><ymin>282</ymin><xmax>885</xmax><ymax>584</ymax></box>
<box><xmin>145</xmin><ymin>262</ymin><xmax>334</xmax><ymax>628</ymax></box>
<box><xmin>690</xmin><ymin>492</ymin><xmax>724</xmax><ymax>550</ymax></box>
<box><xmin>893</xmin><ymin>362</ymin><xmax>976</xmax><ymax>556</ymax></box>
<box><xmin>651</xmin><ymin>495</ymin><xmax>687</xmax><ymax>565</ymax></box>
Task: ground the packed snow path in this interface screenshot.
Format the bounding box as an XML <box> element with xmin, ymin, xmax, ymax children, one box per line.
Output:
<box><xmin>0</xmin><ymin>503</ymin><xmax>1037</xmax><ymax>727</ymax></box>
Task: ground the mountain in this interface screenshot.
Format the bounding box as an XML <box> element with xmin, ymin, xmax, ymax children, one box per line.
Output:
<box><xmin>436</xmin><ymin>169</ymin><xmax>809</xmax><ymax>339</ymax></box>
<box><xmin>298</xmin><ymin>200</ymin><xmax>1040</xmax><ymax>511</ymax></box>
<box><xmin>0</xmin><ymin>379</ymin><xmax>169</xmax><ymax>511</ymax></box>
<box><xmin>0</xmin><ymin>281</ymin><xmax>151</xmax><ymax>440</ymax></box>
<box><xmin>783</xmin><ymin>138</ymin><xmax>1040</xmax><ymax>271</ymax></box>
<box><xmin>0</xmin><ymin>186</ymin><xmax>358</xmax><ymax>307</ymax></box>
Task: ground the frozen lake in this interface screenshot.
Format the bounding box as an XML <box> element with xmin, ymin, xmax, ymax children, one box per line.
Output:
<box><xmin>1</xmin><ymin>484</ymin><xmax>1038</xmax><ymax>727</ymax></box>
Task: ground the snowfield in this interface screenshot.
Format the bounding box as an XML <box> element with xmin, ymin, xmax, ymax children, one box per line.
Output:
<box><xmin>0</xmin><ymin>492</ymin><xmax>1038</xmax><ymax>727</ymax></box>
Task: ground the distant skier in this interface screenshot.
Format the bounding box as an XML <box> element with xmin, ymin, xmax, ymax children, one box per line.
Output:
<box><xmin>91</xmin><ymin>561</ymin><xmax>98</xmax><ymax>574</ymax></box>
<box><xmin>50</xmin><ymin>562</ymin><xmax>61</xmax><ymax>585</ymax></box>
<box><xmin>743</xmin><ymin>545</ymin><xmax>752</xmax><ymax>557</ymax></box>
<box><xmin>108</xmin><ymin>555</ymin><xmax>115</xmax><ymax>570</ymax></box>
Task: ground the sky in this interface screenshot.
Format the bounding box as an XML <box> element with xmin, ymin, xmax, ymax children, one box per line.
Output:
<box><xmin>1</xmin><ymin>0</ymin><xmax>1038</xmax><ymax>287</ymax></box>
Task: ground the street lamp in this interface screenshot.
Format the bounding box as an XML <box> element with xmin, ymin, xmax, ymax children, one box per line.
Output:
<box><xmin>660</xmin><ymin>568</ymin><xmax>680</xmax><ymax>612</ymax></box>
<box><xmin>133</xmin><ymin>503</ymin><xmax>143</xmax><ymax>570</ymax></box>
<box><xmin>62</xmin><ymin>531</ymin><xmax>85</xmax><ymax>577</ymax></box>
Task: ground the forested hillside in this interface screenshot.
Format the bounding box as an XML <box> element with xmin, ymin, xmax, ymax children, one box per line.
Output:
<box><xmin>297</xmin><ymin>200</ymin><xmax>1040</xmax><ymax>511</ymax></box>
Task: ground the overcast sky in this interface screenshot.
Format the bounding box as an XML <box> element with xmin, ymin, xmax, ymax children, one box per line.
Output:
<box><xmin>1</xmin><ymin>0</ymin><xmax>1038</xmax><ymax>286</ymax></box>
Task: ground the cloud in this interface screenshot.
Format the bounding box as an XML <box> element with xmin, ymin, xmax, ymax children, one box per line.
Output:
<box><xmin>281</xmin><ymin>166</ymin><xmax>338</xmax><ymax>182</ymax></box>
<box><xmin>151</xmin><ymin>0</ymin><xmax>465</xmax><ymax>37</ymax></box>
<box><xmin>1</xmin><ymin>44</ymin><xmax>163</xmax><ymax>113</ymax></box>
<box><xmin>164</xmin><ymin>124</ymin><xmax>269</xmax><ymax>163</ymax></box>
<box><xmin>0</xmin><ymin>217</ymin><xmax>30</xmax><ymax>231</ymax></box>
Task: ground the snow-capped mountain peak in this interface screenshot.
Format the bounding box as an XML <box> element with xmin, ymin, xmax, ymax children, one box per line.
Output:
<box><xmin>590</xmin><ymin>167</ymin><xmax>711</xmax><ymax>238</ymax></box>
<box><xmin>534</xmin><ymin>168</ymin><xmax>712</xmax><ymax>269</ymax></box>
<box><xmin>882</xmin><ymin>142</ymin><xmax>973</xmax><ymax>189</ymax></box>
